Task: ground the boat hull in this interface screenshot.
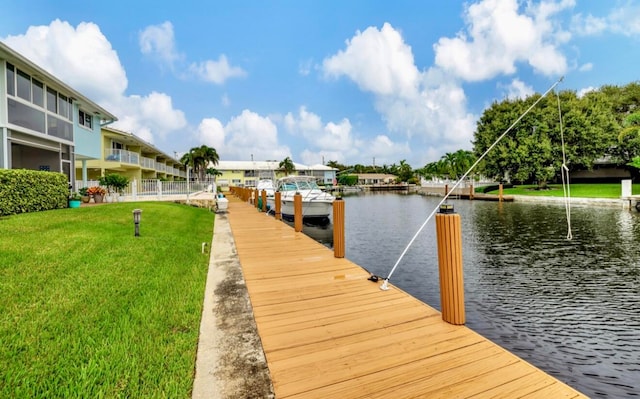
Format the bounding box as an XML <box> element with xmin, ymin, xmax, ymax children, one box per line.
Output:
<box><xmin>280</xmin><ymin>197</ymin><xmax>333</xmax><ymax>219</ymax></box>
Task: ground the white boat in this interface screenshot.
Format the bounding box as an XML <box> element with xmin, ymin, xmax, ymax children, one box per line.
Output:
<box><xmin>256</xmin><ymin>178</ymin><xmax>276</xmax><ymax>210</ymax></box>
<box><xmin>275</xmin><ymin>175</ymin><xmax>335</xmax><ymax>220</ymax></box>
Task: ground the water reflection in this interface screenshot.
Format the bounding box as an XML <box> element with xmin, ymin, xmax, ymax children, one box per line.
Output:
<box><xmin>337</xmin><ymin>193</ymin><xmax>639</xmax><ymax>398</ymax></box>
<box><xmin>281</xmin><ymin>218</ymin><xmax>334</xmax><ymax>247</ymax></box>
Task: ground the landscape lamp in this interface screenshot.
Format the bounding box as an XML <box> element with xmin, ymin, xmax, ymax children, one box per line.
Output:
<box><xmin>132</xmin><ymin>209</ymin><xmax>142</xmax><ymax>237</ymax></box>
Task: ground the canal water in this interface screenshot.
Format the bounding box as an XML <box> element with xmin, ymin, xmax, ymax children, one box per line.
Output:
<box><xmin>301</xmin><ymin>192</ymin><xmax>640</xmax><ymax>398</ymax></box>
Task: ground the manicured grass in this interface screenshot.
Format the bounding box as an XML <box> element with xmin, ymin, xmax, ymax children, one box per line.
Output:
<box><xmin>0</xmin><ymin>202</ymin><xmax>214</xmax><ymax>398</ymax></box>
<box><xmin>486</xmin><ymin>183</ymin><xmax>640</xmax><ymax>198</ymax></box>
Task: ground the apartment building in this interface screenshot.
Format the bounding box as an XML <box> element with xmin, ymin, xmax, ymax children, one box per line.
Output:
<box><xmin>0</xmin><ymin>41</ymin><xmax>117</xmax><ymax>187</ymax></box>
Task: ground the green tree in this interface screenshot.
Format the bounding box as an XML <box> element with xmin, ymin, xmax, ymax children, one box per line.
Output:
<box><xmin>206</xmin><ymin>167</ymin><xmax>223</xmax><ymax>177</ymax></box>
<box><xmin>181</xmin><ymin>145</ymin><xmax>219</xmax><ymax>181</ymax></box>
<box><xmin>618</xmin><ymin>112</ymin><xmax>640</xmax><ymax>162</ymax></box>
<box><xmin>326</xmin><ymin>160</ymin><xmax>346</xmax><ymax>171</ymax></box>
<box><xmin>396</xmin><ymin>160</ymin><xmax>414</xmax><ymax>182</ymax></box>
<box><xmin>279</xmin><ymin>156</ymin><xmax>295</xmax><ymax>175</ymax></box>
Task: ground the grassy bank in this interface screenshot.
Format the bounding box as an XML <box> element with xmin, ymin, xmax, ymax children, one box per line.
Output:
<box><xmin>0</xmin><ymin>202</ymin><xmax>214</xmax><ymax>398</ymax></box>
<box><xmin>487</xmin><ymin>183</ymin><xmax>640</xmax><ymax>198</ymax></box>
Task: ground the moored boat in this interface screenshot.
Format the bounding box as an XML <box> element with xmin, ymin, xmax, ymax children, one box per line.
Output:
<box><xmin>275</xmin><ymin>175</ymin><xmax>335</xmax><ymax>220</ymax></box>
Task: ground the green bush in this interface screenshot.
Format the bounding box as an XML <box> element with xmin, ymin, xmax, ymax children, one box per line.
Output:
<box><xmin>338</xmin><ymin>174</ymin><xmax>358</xmax><ymax>186</ymax></box>
<box><xmin>0</xmin><ymin>170</ymin><xmax>68</xmax><ymax>216</ymax></box>
<box><xmin>98</xmin><ymin>173</ymin><xmax>130</xmax><ymax>194</ymax></box>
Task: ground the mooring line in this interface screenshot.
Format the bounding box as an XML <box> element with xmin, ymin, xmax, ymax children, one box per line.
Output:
<box><xmin>380</xmin><ymin>77</ymin><xmax>565</xmax><ymax>291</ymax></box>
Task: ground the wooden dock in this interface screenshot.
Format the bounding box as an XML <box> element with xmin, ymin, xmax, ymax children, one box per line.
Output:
<box><xmin>224</xmin><ymin>196</ymin><xmax>586</xmax><ymax>398</ymax></box>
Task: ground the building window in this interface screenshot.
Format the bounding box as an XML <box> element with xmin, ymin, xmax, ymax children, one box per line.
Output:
<box><xmin>32</xmin><ymin>79</ymin><xmax>44</xmax><ymax>107</ymax></box>
<box><xmin>16</xmin><ymin>69</ymin><xmax>31</xmax><ymax>101</ymax></box>
<box><xmin>79</xmin><ymin>110</ymin><xmax>92</xmax><ymax>129</ymax></box>
<box><xmin>47</xmin><ymin>114</ymin><xmax>73</xmax><ymax>141</ymax></box>
<box><xmin>8</xmin><ymin>98</ymin><xmax>46</xmax><ymax>133</ymax></box>
<box><xmin>58</xmin><ymin>94</ymin><xmax>71</xmax><ymax>120</ymax></box>
<box><xmin>6</xmin><ymin>63</ymin><xmax>15</xmax><ymax>96</ymax></box>
<box><xmin>46</xmin><ymin>87</ymin><xmax>57</xmax><ymax>113</ymax></box>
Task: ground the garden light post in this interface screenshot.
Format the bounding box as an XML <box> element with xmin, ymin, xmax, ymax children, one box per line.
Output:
<box><xmin>133</xmin><ymin>209</ymin><xmax>142</xmax><ymax>237</ymax></box>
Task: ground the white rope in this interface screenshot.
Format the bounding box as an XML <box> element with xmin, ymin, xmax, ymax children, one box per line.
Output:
<box><xmin>380</xmin><ymin>77</ymin><xmax>565</xmax><ymax>291</ymax></box>
<box><xmin>556</xmin><ymin>91</ymin><xmax>573</xmax><ymax>240</ymax></box>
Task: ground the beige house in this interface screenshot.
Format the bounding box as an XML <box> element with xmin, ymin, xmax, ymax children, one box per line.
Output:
<box><xmin>214</xmin><ymin>160</ymin><xmax>337</xmax><ymax>191</ymax></box>
<box><xmin>74</xmin><ymin>126</ymin><xmax>186</xmax><ymax>186</ymax></box>
<box><xmin>356</xmin><ymin>173</ymin><xmax>398</xmax><ymax>185</ymax></box>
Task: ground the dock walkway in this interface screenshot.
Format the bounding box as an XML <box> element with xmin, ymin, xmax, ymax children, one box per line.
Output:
<box><xmin>224</xmin><ymin>196</ymin><xmax>586</xmax><ymax>398</ymax></box>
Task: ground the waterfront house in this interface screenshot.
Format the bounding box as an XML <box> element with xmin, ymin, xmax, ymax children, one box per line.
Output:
<box><xmin>0</xmin><ymin>42</ymin><xmax>117</xmax><ymax>188</ymax></box>
<box><xmin>355</xmin><ymin>173</ymin><xmax>398</xmax><ymax>185</ymax></box>
<box><xmin>214</xmin><ymin>160</ymin><xmax>337</xmax><ymax>191</ymax></box>
<box><xmin>74</xmin><ymin>126</ymin><xmax>186</xmax><ymax>187</ymax></box>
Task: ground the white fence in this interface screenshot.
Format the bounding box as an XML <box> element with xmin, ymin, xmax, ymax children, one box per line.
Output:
<box><xmin>75</xmin><ymin>179</ymin><xmax>213</xmax><ymax>201</ymax></box>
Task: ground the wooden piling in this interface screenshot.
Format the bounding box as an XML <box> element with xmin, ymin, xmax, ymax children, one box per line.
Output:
<box><xmin>255</xmin><ymin>189</ymin><xmax>260</xmax><ymax>209</ymax></box>
<box><xmin>499</xmin><ymin>183</ymin><xmax>503</xmax><ymax>202</ymax></box>
<box><xmin>275</xmin><ymin>191</ymin><xmax>282</xmax><ymax>221</ymax></box>
<box><xmin>294</xmin><ymin>193</ymin><xmax>302</xmax><ymax>232</ymax></box>
<box><xmin>444</xmin><ymin>184</ymin><xmax>449</xmax><ymax>196</ymax></box>
<box><xmin>469</xmin><ymin>183</ymin><xmax>474</xmax><ymax>200</ymax></box>
<box><xmin>333</xmin><ymin>198</ymin><xmax>345</xmax><ymax>258</ymax></box>
<box><xmin>261</xmin><ymin>190</ymin><xmax>267</xmax><ymax>212</ymax></box>
<box><xmin>435</xmin><ymin>205</ymin><xmax>465</xmax><ymax>325</ymax></box>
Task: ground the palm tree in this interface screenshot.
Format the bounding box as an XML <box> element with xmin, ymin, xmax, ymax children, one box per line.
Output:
<box><xmin>206</xmin><ymin>167</ymin><xmax>223</xmax><ymax>178</ymax></box>
<box><xmin>181</xmin><ymin>145</ymin><xmax>219</xmax><ymax>181</ymax></box>
<box><xmin>279</xmin><ymin>156</ymin><xmax>295</xmax><ymax>176</ymax></box>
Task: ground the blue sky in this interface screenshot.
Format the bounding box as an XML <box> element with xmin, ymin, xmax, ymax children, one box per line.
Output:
<box><xmin>2</xmin><ymin>0</ymin><xmax>639</xmax><ymax>168</ymax></box>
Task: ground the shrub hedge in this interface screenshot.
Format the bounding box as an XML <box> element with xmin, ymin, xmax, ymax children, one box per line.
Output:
<box><xmin>0</xmin><ymin>169</ymin><xmax>69</xmax><ymax>216</ymax></box>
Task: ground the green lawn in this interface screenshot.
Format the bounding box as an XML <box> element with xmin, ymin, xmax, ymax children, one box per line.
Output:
<box><xmin>0</xmin><ymin>202</ymin><xmax>214</xmax><ymax>398</ymax></box>
<box><xmin>486</xmin><ymin>183</ymin><xmax>640</xmax><ymax>198</ymax></box>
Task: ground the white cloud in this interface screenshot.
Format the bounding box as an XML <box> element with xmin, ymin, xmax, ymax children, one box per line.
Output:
<box><xmin>609</xmin><ymin>5</ymin><xmax>640</xmax><ymax>36</ymax></box>
<box><xmin>2</xmin><ymin>19</ymin><xmax>127</xmax><ymax>104</ymax></box>
<box><xmin>197</xmin><ymin>110</ymin><xmax>290</xmax><ymax>161</ymax></box>
<box><xmin>323</xmin><ymin>23</ymin><xmax>420</xmax><ymax>97</ymax></box>
<box><xmin>109</xmin><ymin>92</ymin><xmax>187</xmax><ymax>141</ymax></box>
<box><xmin>139</xmin><ymin>21</ymin><xmax>181</xmax><ymax>66</ymax></box>
<box><xmin>369</xmin><ymin>135</ymin><xmax>411</xmax><ymax>162</ymax></box>
<box><xmin>322</xmin><ymin>24</ymin><xmax>477</xmax><ymax>158</ymax></box>
<box><xmin>284</xmin><ymin>107</ymin><xmax>363</xmax><ymax>159</ymax></box>
<box><xmin>189</xmin><ymin>55</ymin><xmax>246</xmax><ymax>85</ymax></box>
<box><xmin>577</xmin><ymin>86</ymin><xmax>597</xmax><ymax>98</ymax></box>
<box><xmin>3</xmin><ymin>20</ymin><xmax>188</xmax><ymax>146</ymax></box>
<box><xmin>434</xmin><ymin>0</ymin><xmax>570</xmax><ymax>81</ymax></box>
<box><xmin>298</xmin><ymin>59</ymin><xmax>313</xmax><ymax>76</ymax></box>
<box><xmin>571</xmin><ymin>13</ymin><xmax>607</xmax><ymax>36</ymax></box>
<box><xmin>578</xmin><ymin>62</ymin><xmax>593</xmax><ymax>72</ymax></box>
<box><xmin>572</xmin><ymin>5</ymin><xmax>640</xmax><ymax>37</ymax></box>
<box><xmin>500</xmin><ymin>78</ymin><xmax>535</xmax><ymax>100</ymax></box>
<box><xmin>196</xmin><ymin>117</ymin><xmax>226</xmax><ymax>150</ymax></box>
<box><xmin>139</xmin><ymin>21</ymin><xmax>245</xmax><ymax>85</ymax></box>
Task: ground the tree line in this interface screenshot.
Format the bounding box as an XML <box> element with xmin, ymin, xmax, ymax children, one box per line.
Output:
<box><xmin>182</xmin><ymin>81</ymin><xmax>640</xmax><ymax>185</ymax></box>
<box><xmin>330</xmin><ymin>81</ymin><xmax>640</xmax><ymax>185</ymax></box>
<box><xmin>473</xmin><ymin>82</ymin><xmax>640</xmax><ymax>185</ymax></box>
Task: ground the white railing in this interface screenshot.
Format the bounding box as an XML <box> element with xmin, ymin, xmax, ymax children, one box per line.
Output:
<box><xmin>156</xmin><ymin>163</ymin><xmax>166</xmax><ymax>172</ymax></box>
<box><xmin>105</xmin><ymin>149</ymin><xmax>139</xmax><ymax>165</ymax></box>
<box><xmin>74</xmin><ymin>179</ymin><xmax>211</xmax><ymax>201</ymax></box>
<box><xmin>140</xmin><ymin>156</ymin><xmax>156</xmax><ymax>169</ymax></box>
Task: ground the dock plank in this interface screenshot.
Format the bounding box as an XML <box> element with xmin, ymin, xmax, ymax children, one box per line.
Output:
<box><xmin>223</xmin><ymin>197</ymin><xmax>587</xmax><ymax>398</ymax></box>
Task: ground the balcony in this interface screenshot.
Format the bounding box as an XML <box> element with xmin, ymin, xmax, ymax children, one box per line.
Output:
<box><xmin>105</xmin><ymin>149</ymin><xmax>139</xmax><ymax>165</ymax></box>
<box><xmin>140</xmin><ymin>156</ymin><xmax>156</xmax><ymax>170</ymax></box>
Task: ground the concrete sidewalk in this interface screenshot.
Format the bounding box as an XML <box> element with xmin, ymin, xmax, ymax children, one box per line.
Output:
<box><xmin>191</xmin><ymin>210</ymin><xmax>274</xmax><ymax>399</ymax></box>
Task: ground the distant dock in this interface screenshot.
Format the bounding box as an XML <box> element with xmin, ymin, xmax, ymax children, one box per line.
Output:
<box><xmin>222</xmin><ymin>196</ymin><xmax>585</xmax><ymax>398</ymax></box>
